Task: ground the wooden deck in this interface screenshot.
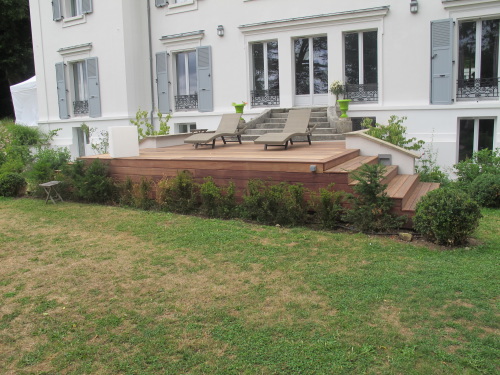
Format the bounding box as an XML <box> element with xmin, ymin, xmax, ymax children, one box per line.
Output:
<box><xmin>84</xmin><ymin>141</ymin><xmax>439</xmax><ymax>217</ymax></box>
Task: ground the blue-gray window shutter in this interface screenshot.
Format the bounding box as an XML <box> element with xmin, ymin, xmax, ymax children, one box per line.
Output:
<box><xmin>156</xmin><ymin>51</ymin><xmax>170</xmax><ymax>113</ymax></box>
<box><xmin>82</xmin><ymin>0</ymin><xmax>93</xmax><ymax>14</ymax></box>
<box><xmin>155</xmin><ymin>0</ymin><xmax>168</xmax><ymax>7</ymax></box>
<box><xmin>52</xmin><ymin>0</ymin><xmax>62</xmax><ymax>21</ymax></box>
<box><xmin>196</xmin><ymin>46</ymin><xmax>213</xmax><ymax>112</ymax></box>
<box><xmin>55</xmin><ymin>62</ymin><xmax>69</xmax><ymax>119</ymax></box>
<box><xmin>86</xmin><ymin>57</ymin><xmax>101</xmax><ymax>118</ymax></box>
<box><xmin>431</xmin><ymin>19</ymin><xmax>454</xmax><ymax>104</ymax></box>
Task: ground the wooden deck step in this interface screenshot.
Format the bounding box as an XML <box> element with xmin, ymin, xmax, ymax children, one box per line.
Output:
<box><xmin>402</xmin><ymin>182</ymin><xmax>440</xmax><ymax>212</ymax></box>
<box><xmin>349</xmin><ymin>165</ymin><xmax>399</xmax><ymax>186</ymax></box>
<box><xmin>324</xmin><ymin>155</ymin><xmax>378</xmax><ymax>174</ymax></box>
<box><xmin>385</xmin><ymin>174</ymin><xmax>420</xmax><ymax>200</ymax></box>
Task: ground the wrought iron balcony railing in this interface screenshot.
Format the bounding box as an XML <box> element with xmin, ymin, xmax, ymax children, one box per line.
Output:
<box><xmin>73</xmin><ymin>100</ymin><xmax>89</xmax><ymax>115</ymax></box>
<box><xmin>175</xmin><ymin>94</ymin><xmax>198</xmax><ymax>110</ymax></box>
<box><xmin>456</xmin><ymin>77</ymin><xmax>499</xmax><ymax>99</ymax></box>
<box><xmin>344</xmin><ymin>83</ymin><xmax>378</xmax><ymax>102</ymax></box>
<box><xmin>251</xmin><ymin>89</ymin><xmax>280</xmax><ymax>106</ymax></box>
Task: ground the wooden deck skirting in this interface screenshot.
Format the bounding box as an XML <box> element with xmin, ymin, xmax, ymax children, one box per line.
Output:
<box><xmin>82</xmin><ymin>141</ymin><xmax>439</xmax><ymax>218</ymax></box>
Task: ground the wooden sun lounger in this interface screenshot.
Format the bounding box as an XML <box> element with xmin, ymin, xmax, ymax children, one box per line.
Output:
<box><xmin>184</xmin><ymin>113</ymin><xmax>247</xmax><ymax>149</ymax></box>
<box><xmin>254</xmin><ymin>108</ymin><xmax>315</xmax><ymax>150</ymax></box>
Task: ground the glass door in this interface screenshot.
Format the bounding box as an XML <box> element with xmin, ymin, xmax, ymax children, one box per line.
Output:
<box><xmin>294</xmin><ymin>36</ymin><xmax>328</xmax><ymax>106</ymax></box>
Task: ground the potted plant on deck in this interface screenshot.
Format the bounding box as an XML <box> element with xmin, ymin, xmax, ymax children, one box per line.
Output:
<box><xmin>330</xmin><ymin>81</ymin><xmax>351</xmax><ymax>118</ymax></box>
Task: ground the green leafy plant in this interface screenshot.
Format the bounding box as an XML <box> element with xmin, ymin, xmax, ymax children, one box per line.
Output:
<box><xmin>199</xmin><ymin>177</ymin><xmax>237</xmax><ymax>219</ymax></box>
<box><xmin>130</xmin><ymin>109</ymin><xmax>171</xmax><ymax>140</ymax></box>
<box><xmin>469</xmin><ymin>173</ymin><xmax>500</xmax><ymax>208</ymax></box>
<box><xmin>69</xmin><ymin>159</ymin><xmax>116</xmax><ymax>204</ymax></box>
<box><xmin>415</xmin><ymin>141</ymin><xmax>450</xmax><ymax>184</ymax></box>
<box><xmin>362</xmin><ymin>116</ymin><xmax>425</xmax><ymax>151</ymax></box>
<box><xmin>310</xmin><ymin>184</ymin><xmax>346</xmax><ymax>229</ymax></box>
<box><xmin>80</xmin><ymin>123</ymin><xmax>109</xmax><ymax>155</ymax></box>
<box><xmin>156</xmin><ymin>170</ymin><xmax>199</xmax><ymax>214</ymax></box>
<box><xmin>0</xmin><ymin>172</ymin><xmax>26</xmax><ymax>197</ymax></box>
<box><xmin>25</xmin><ymin>148</ymin><xmax>71</xmax><ymax>188</ymax></box>
<box><xmin>414</xmin><ymin>187</ymin><xmax>482</xmax><ymax>246</ymax></box>
<box><xmin>344</xmin><ymin>164</ymin><xmax>404</xmax><ymax>233</ymax></box>
<box><xmin>131</xmin><ymin>177</ymin><xmax>156</xmax><ymax>210</ymax></box>
<box><xmin>241</xmin><ymin>180</ymin><xmax>308</xmax><ymax>226</ymax></box>
<box><xmin>329</xmin><ymin>80</ymin><xmax>344</xmax><ymax>100</ymax></box>
<box><xmin>454</xmin><ymin>148</ymin><xmax>500</xmax><ymax>184</ymax></box>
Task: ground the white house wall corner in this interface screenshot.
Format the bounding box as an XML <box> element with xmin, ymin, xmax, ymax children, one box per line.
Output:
<box><xmin>29</xmin><ymin>0</ymin><xmax>500</xmax><ymax>167</ymax></box>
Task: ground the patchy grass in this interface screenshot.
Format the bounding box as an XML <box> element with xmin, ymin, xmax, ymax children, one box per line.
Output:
<box><xmin>0</xmin><ymin>198</ymin><xmax>498</xmax><ymax>374</ymax></box>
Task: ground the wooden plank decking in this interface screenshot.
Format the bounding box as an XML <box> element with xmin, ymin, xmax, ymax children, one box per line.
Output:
<box><xmin>83</xmin><ymin>141</ymin><xmax>439</xmax><ymax>218</ymax></box>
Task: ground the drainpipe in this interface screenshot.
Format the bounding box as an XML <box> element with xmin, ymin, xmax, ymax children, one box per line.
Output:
<box><xmin>147</xmin><ymin>0</ymin><xmax>155</xmax><ymax>128</ymax></box>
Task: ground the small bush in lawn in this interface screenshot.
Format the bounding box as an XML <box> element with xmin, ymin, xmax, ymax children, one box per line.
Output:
<box><xmin>25</xmin><ymin>148</ymin><xmax>71</xmax><ymax>194</ymax></box>
<box><xmin>0</xmin><ymin>172</ymin><xmax>26</xmax><ymax>197</ymax></box>
<box><xmin>414</xmin><ymin>187</ymin><xmax>482</xmax><ymax>246</ymax></box>
<box><xmin>469</xmin><ymin>173</ymin><xmax>500</xmax><ymax>208</ymax></box>
<box><xmin>454</xmin><ymin>148</ymin><xmax>500</xmax><ymax>184</ymax></box>
<box><xmin>156</xmin><ymin>170</ymin><xmax>199</xmax><ymax>214</ymax></box>
<box><xmin>131</xmin><ymin>177</ymin><xmax>156</xmax><ymax>210</ymax></box>
<box><xmin>199</xmin><ymin>177</ymin><xmax>236</xmax><ymax>219</ymax></box>
<box><xmin>310</xmin><ymin>184</ymin><xmax>346</xmax><ymax>229</ymax></box>
<box><xmin>73</xmin><ymin>160</ymin><xmax>116</xmax><ymax>204</ymax></box>
<box><xmin>117</xmin><ymin>177</ymin><xmax>134</xmax><ymax>207</ymax></box>
<box><xmin>241</xmin><ymin>180</ymin><xmax>307</xmax><ymax>226</ymax></box>
<box><xmin>344</xmin><ymin>163</ymin><xmax>404</xmax><ymax>233</ymax></box>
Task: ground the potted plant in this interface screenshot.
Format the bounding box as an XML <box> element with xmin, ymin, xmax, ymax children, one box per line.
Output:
<box><xmin>330</xmin><ymin>81</ymin><xmax>351</xmax><ymax>118</ymax></box>
<box><xmin>232</xmin><ymin>101</ymin><xmax>247</xmax><ymax>114</ymax></box>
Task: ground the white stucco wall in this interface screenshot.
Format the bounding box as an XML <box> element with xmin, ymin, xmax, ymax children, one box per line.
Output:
<box><xmin>30</xmin><ymin>0</ymin><xmax>500</xmax><ymax>166</ymax></box>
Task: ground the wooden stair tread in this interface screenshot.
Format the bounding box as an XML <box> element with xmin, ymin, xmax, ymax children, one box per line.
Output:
<box><xmin>385</xmin><ymin>174</ymin><xmax>420</xmax><ymax>199</ymax></box>
<box><xmin>350</xmin><ymin>165</ymin><xmax>399</xmax><ymax>186</ymax></box>
<box><xmin>403</xmin><ymin>182</ymin><xmax>440</xmax><ymax>212</ymax></box>
<box><xmin>325</xmin><ymin>155</ymin><xmax>378</xmax><ymax>173</ymax></box>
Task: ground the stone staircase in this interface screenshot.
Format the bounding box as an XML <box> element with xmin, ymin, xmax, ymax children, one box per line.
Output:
<box><xmin>323</xmin><ymin>151</ymin><xmax>440</xmax><ymax>217</ymax></box>
<box><xmin>242</xmin><ymin>107</ymin><xmax>346</xmax><ymax>142</ymax></box>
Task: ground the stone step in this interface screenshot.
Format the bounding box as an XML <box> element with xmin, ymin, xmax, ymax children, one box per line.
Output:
<box><xmin>258</xmin><ymin>120</ymin><xmax>330</xmax><ymax>128</ymax></box>
<box><xmin>270</xmin><ymin>112</ymin><xmax>327</xmax><ymax>119</ymax></box>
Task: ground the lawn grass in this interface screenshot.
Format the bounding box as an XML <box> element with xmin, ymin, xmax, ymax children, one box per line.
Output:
<box><xmin>0</xmin><ymin>198</ymin><xmax>498</xmax><ymax>374</ymax></box>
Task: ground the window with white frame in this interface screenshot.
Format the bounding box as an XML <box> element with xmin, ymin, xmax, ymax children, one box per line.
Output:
<box><xmin>457</xmin><ymin>19</ymin><xmax>499</xmax><ymax>99</ymax></box>
<box><xmin>175</xmin><ymin>51</ymin><xmax>198</xmax><ymax>110</ymax></box>
<box><xmin>68</xmin><ymin>0</ymin><xmax>83</xmax><ymax>17</ymax></box>
<box><xmin>177</xmin><ymin>123</ymin><xmax>197</xmax><ymax>133</ymax></box>
<box><xmin>458</xmin><ymin>118</ymin><xmax>495</xmax><ymax>161</ymax></box>
<box><xmin>251</xmin><ymin>41</ymin><xmax>280</xmax><ymax>107</ymax></box>
<box><xmin>344</xmin><ymin>30</ymin><xmax>378</xmax><ymax>102</ymax></box>
<box><xmin>72</xmin><ymin>61</ymin><xmax>89</xmax><ymax>115</ymax></box>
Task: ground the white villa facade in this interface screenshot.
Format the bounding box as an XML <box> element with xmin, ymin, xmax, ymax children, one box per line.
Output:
<box><xmin>29</xmin><ymin>0</ymin><xmax>499</xmax><ymax>169</ymax></box>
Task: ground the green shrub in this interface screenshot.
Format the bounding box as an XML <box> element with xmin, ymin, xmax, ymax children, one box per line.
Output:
<box><xmin>117</xmin><ymin>177</ymin><xmax>134</xmax><ymax>207</ymax></box>
<box><xmin>26</xmin><ymin>148</ymin><xmax>71</xmax><ymax>187</ymax></box>
<box><xmin>0</xmin><ymin>173</ymin><xmax>26</xmax><ymax>197</ymax></box>
<box><xmin>362</xmin><ymin>116</ymin><xmax>425</xmax><ymax>151</ymax></box>
<box><xmin>454</xmin><ymin>148</ymin><xmax>500</xmax><ymax>184</ymax></box>
<box><xmin>71</xmin><ymin>160</ymin><xmax>116</xmax><ymax>204</ymax></box>
<box><xmin>199</xmin><ymin>177</ymin><xmax>236</xmax><ymax>219</ymax></box>
<box><xmin>311</xmin><ymin>184</ymin><xmax>345</xmax><ymax>229</ymax></box>
<box><xmin>414</xmin><ymin>188</ymin><xmax>482</xmax><ymax>246</ymax></box>
<box><xmin>156</xmin><ymin>170</ymin><xmax>199</xmax><ymax>214</ymax></box>
<box><xmin>131</xmin><ymin>177</ymin><xmax>156</xmax><ymax>210</ymax></box>
<box><xmin>344</xmin><ymin>164</ymin><xmax>404</xmax><ymax>232</ymax></box>
<box><xmin>241</xmin><ymin>180</ymin><xmax>307</xmax><ymax>226</ymax></box>
<box><xmin>469</xmin><ymin>173</ymin><xmax>500</xmax><ymax>208</ymax></box>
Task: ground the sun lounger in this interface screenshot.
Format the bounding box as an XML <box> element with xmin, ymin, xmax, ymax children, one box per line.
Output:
<box><xmin>254</xmin><ymin>108</ymin><xmax>315</xmax><ymax>150</ymax></box>
<box><xmin>184</xmin><ymin>113</ymin><xmax>247</xmax><ymax>149</ymax></box>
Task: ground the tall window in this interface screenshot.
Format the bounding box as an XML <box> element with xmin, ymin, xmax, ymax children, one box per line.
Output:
<box><xmin>251</xmin><ymin>41</ymin><xmax>279</xmax><ymax>106</ymax></box>
<box><xmin>344</xmin><ymin>30</ymin><xmax>378</xmax><ymax>102</ymax></box>
<box><xmin>175</xmin><ymin>51</ymin><xmax>198</xmax><ymax>110</ymax></box>
<box><xmin>458</xmin><ymin>19</ymin><xmax>499</xmax><ymax>99</ymax></box>
<box><xmin>458</xmin><ymin>119</ymin><xmax>495</xmax><ymax>161</ymax></box>
<box><xmin>294</xmin><ymin>36</ymin><xmax>328</xmax><ymax>95</ymax></box>
<box><xmin>72</xmin><ymin>61</ymin><xmax>88</xmax><ymax>115</ymax></box>
<box><xmin>69</xmin><ymin>0</ymin><xmax>83</xmax><ymax>17</ymax></box>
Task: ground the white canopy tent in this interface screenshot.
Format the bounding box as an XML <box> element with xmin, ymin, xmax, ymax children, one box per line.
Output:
<box><xmin>9</xmin><ymin>76</ymin><xmax>38</xmax><ymax>126</ymax></box>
